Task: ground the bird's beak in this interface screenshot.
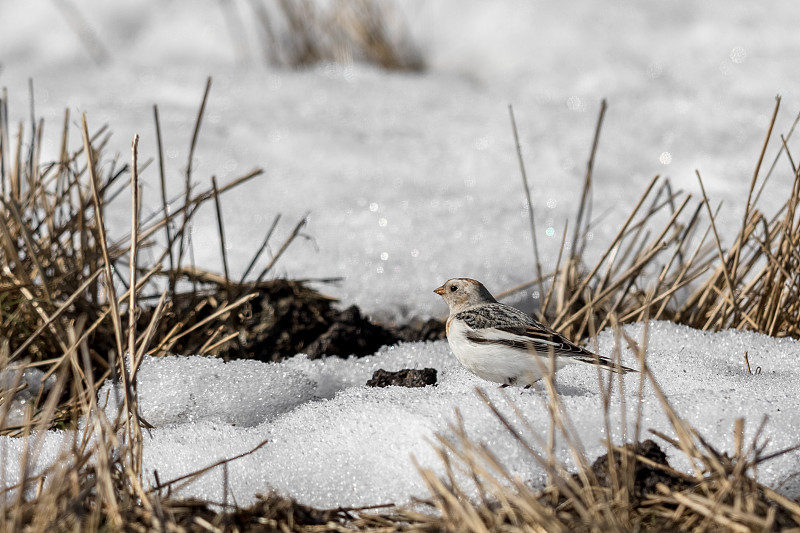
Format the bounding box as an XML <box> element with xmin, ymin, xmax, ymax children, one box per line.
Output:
<box><xmin>434</xmin><ymin>285</ymin><xmax>445</xmax><ymax>296</ymax></box>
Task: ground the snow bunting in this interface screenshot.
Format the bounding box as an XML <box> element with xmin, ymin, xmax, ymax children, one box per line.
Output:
<box><xmin>434</xmin><ymin>278</ymin><xmax>635</xmax><ymax>387</ymax></box>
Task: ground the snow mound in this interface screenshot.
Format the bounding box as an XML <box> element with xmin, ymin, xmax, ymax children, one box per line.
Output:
<box><xmin>99</xmin><ymin>355</ymin><xmax>317</xmax><ymax>427</ymax></box>
<box><xmin>2</xmin><ymin>322</ymin><xmax>787</xmax><ymax>508</ymax></box>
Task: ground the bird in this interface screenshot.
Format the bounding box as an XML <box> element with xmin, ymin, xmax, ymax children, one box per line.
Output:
<box><xmin>434</xmin><ymin>278</ymin><xmax>635</xmax><ymax>387</ymax></box>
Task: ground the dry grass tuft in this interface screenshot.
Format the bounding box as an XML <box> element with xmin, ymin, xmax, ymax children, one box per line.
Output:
<box><xmin>507</xmin><ymin>96</ymin><xmax>800</xmax><ymax>345</ymax></box>
<box><xmin>239</xmin><ymin>0</ymin><xmax>424</xmax><ymax>71</ymax></box>
<box><xmin>0</xmin><ymin>81</ymin><xmax>313</xmax><ymax>434</ymax></box>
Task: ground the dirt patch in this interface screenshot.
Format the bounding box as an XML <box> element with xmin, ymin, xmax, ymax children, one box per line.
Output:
<box><xmin>586</xmin><ymin>439</ymin><xmax>689</xmax><ymax>502</ymax></box>
<box><xmin>163</xmin><ymin>279</ymin><xmax>445</xmax><ymax>361</ymax></box>
<box><xmin>366</xmin><ymin>368</ymin><xmax>437</xmax><ymax>388</ymax></box>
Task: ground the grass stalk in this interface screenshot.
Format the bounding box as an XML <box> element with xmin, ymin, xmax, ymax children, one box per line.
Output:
<box><xmin>508</xmin><ymin>104</ymin><xmax>545</xmax><ymax>308</ymax></box>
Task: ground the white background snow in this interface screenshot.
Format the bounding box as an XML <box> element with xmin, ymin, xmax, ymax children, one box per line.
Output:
<box><xmin>2</xmin><ymin>0</ymin><xmax>800</xmax><ymax>509</ymax></box>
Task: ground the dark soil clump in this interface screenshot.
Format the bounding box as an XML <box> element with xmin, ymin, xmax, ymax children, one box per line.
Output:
<box><xmin>218</xmin><ymin>280</ymin><xmax>336</xmax><ymax>362</ymax></box>
<box><xmin>586</xmin><ymin>439</ymin><xmax>689</xmax><ymax>502</ymax></box>
<box><xmin>366</xmin><ymin>368</ymin><xmax>438</xmax><ymax>388</ymax></box>
<box><xmin>162</xmin><ymin>279</ymin><xmax>445</xmax><ymax>361</ymax></box>
<box><xmin>390</xmin><ymin>318</ymin><xmax>446</xmax><ymax>342</ymax></box>
<box><xmin>304</xmin><ymin>305</ymin><xmax>397</xmax><ymax>359</ymax></box>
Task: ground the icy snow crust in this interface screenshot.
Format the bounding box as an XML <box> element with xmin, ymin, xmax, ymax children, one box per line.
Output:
<box><xmin>5</xmin><ymin>322</ymin><xmax>800</xmax><ymax>508</ymax></box>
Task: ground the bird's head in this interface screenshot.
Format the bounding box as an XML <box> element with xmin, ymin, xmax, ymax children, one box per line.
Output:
<box><xmin>434</xmin><ymin>278</ymin><xmax>497</xmax><ymax>313</ymax></box>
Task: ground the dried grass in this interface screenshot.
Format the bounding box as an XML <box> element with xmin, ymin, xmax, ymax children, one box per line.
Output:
<box><xmin>506</xmin><ymin>96</ymin><xmax>800</xmax><ymax>345</ymax></box>
<box><xmin>243</xmin><ymin>0</ymin><xmax>424</xmax><ymax>71</ymax></box>
<box><xmin>0</xmin><ymin>81</ymin><xmax>309</xmax><ymax>434</ymax></box>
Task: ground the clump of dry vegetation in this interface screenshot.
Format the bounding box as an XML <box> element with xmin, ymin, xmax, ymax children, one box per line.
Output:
<box><xmin>506</xmin><ymin>97</ymin><xmax>800</xmax><ymax>344</ymax></box>
<box><xmin>0</xmin><ymin>79</ymin><xmax>318</xmax><ymax>434</ymax></box>
<box><xmin>2</xmin><ymin>72</ymin><xmax>800</xmax><ymax>532</ymax></box>
<box><xmin>228</xmin><ymin>0</ymin><xmax>424</xmax><ymax>71</ymax></box>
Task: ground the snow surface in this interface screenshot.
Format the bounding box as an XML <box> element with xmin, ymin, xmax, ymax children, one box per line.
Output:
<box><xmin>3</xmin><ymin>0</ymin><xmax>800</xmax><ymax>510</ymax></box>
<box><xmin>4</xmin><ymin>322</ymin><xmax>800</xmax><ymax>508</ymax></box>
<box><xmin>0</xmin><ymin>365</ymin><xmax>56</xmax><ymax>427</ymax></box>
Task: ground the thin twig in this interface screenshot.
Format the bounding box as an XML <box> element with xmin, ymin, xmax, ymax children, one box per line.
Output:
<box><xmin>252</xmin><ymin>214</ymin><xmax>309</xmax><ymax>286</ymax></box>
<box><xmin>148</xmin><ymin>439</ymin><xmax>270</xmax><ymax>494</ymax></box>
<box><xmin>153</xmin><ymin>105</ymin><xmax>175</xmax><ymax>284</ymax></box>
<box><xmin>572</xmin><ymin>99</ymin><xmax>607</xmax><ymax>259</ymax></box>
<box><xmin>731</xmin><ymin>96</ymin><xmax>780</xmax><ymax>315</ymax></box>
<box><xmin>508</xmin><ymin>104</ymin><xmax>545</xmax><ymax>307</ymax></box>
<box><xmin>211</xmin><ymin>175</ymin><xmax>231</xmax><ymax>293</ymax></box>
<box><xmin>696</xmin><ymin>170</ymin><xmax>739</xmax><ymax>327</ymax></box>
<box><xmin>239</xmin><ymin>213</ymin><xmax>281</xmax><ymax>285</ymax></box>
<box><xmin>176</xmin><ymin>77</ymin><xmax>213</xmax><ymax>292</ymax></box>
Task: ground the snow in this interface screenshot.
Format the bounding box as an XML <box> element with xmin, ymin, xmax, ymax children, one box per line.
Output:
<box><xmin>2</xmin><ymin>0</ymin><xmax>800</xmax><ymax>511</ymax></box>
<box><xmin>0</xmin><ymin>365</ymin><xmax>56</xmax><ymax>427</ymax></box>
<box><xmin>4</xmin><ymin>322</ymin><xmax>800</xmax><ymax>507</ymax></box>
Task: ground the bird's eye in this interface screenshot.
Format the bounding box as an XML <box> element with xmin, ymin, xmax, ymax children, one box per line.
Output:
<box><xmin>450</xmin><ymin>285</ymin><xmax>457</xmax><ymax>292</ymax></box>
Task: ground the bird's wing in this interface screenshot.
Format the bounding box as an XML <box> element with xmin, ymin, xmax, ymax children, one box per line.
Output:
<box><xmin>458</xmin><ymin>305</ymin><xmax>636</xmax><ymax>373</ymax></box>
<box><xmin>455</xmin><ymin>303</ymin><xmax>536</xmax><ymax>330</ymax></box>
<box><xmin>466</xmin><ymin>323</ymin><xmax>589</xmax><ymax>357</ymax></box>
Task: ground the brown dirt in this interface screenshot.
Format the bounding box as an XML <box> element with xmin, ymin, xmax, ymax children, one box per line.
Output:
<box><xmin>366</xmin><ymin>368</ymin><xmax>437</xmax><ymax>388</ymax></box>
<box><xmin>164</xmin><ymin>279</ymin><xmax>445</xmax><ymax>362</ymax></box>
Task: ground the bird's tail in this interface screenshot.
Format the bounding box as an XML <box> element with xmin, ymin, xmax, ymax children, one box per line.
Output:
<box><xmin>576</xmin><ymin>354</ymin><xmax>637</xmax><ymax>374</ymax></box>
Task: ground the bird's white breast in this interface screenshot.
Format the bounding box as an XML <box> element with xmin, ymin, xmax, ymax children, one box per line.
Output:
<box><xmin>447</xmin><ymin>319</ymin><xmax>573</xmax><ymax>386</ymax></box>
